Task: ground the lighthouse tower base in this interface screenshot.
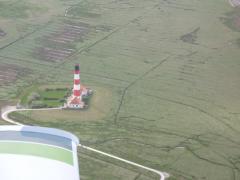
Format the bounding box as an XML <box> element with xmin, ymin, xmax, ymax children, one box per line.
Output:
<box><xmin>66</xmin><ymin>96</ymin><xmax>85</xmax><ymax>109</ymax></box>
<box><xmin>65</xmin><ymin>86</ymin><xmax>91</xmax><ymax>109</ymax></box>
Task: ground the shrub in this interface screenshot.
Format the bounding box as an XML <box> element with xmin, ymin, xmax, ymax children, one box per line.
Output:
<box><xmin>27</xmin><ymin>92</ymin><xmax>41</xmax><ymax>104</ymax></box>
<box><xmin>59</xmin><ymin>99</ymin><xmax>66</xmax><ymax>103</ymax></box>
<box><xmin>43</xmin><ymin>97</ymin><xmax>58</xmax><ymax>100</ymax></box>
<box><xmin>30</xmin><ymin>100</ymin><xmax>47</xmax><ymax>109</ymax></box>
<box><xmin>56</xmin><ymin>88</ymin><xmax>68</xmax><ymax>91</ymax></box>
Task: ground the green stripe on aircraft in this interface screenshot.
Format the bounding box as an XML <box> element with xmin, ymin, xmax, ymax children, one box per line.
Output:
<box><xmin>0</xmin><ymin>141</ymin><xmax>73</xmax><ymax>165</ymax></box>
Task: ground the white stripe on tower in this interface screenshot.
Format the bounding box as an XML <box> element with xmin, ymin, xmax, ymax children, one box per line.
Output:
<box><xmin>74</xmin><ymin>84</ymin><xmax>80</xmax><ymax>90</ymax></box>
<box><xmin>73</xmin><ymin>64</ymin><xmax>81</xmax><ymax>97</ymax></box>
<box><xmin>74</xmin><ymin>74</ymin><xmax>80</xmax><ymax>79</ymax></box>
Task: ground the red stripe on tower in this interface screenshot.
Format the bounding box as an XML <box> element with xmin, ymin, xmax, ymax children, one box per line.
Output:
<box><xmin>73</xmin><ymin>64</ymin><xmax>81</xmax><ymax>97</ymax></box>
<box><xmin>74</xmin><ymin>79</ymin><xmax>80</xmax><ymax>84</ymax></box>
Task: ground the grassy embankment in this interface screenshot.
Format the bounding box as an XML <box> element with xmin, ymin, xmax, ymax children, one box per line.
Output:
<box><xmin>20</xmin><ymin>85</ymin><xmax>70</xmax><ymax>108</ymax></box>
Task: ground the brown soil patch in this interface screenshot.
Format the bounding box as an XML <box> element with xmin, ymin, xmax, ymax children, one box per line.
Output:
<box><xmin>0</xmin><ymin>28</ymin><xmax>6</xmax><ymax>37</ymax></box>
<box><xmin>33</xmin><ymin>22</ymin><xmax>90</xmax><ymax>62</ymax></box>
<box><xmin>180</xmin><ymin>27</ymin><xmax>200</xmax><ymax>44</ymax></box>
<box><xmin>0</xmin><ymin>63</ymin><xmax>31</xmax><ymax>85</ymax></box>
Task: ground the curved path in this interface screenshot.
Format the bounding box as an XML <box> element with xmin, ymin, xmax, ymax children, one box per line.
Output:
<box><xmin>1</xmin><ymin>106</ymin><xmax>169</xmax><ymax>180</ymax></box>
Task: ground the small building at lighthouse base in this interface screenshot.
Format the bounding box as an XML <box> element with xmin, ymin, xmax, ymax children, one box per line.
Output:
<box><xmin>65</xmin><ymin>86</ymin><xmax>92</xmax><ymax>109</ymax></box>
<box><xmin>66</xmin><ymin>96</ymin><xmax>85</xmax><ymax>109</ymax></box>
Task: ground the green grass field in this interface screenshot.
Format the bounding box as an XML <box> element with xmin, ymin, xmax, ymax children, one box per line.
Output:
<box><xmin>20</xmin><ymin>85</ymin><xmax>70</xmax><ymax>108</ymax></box>
<box><xmin>1</xmin><ymin>0</ymin><xmax>240</xmax><ymax>179</ymax></box>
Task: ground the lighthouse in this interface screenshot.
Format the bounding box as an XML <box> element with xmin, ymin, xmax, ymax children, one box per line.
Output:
<box><xmin>73</xmin><ymin>64</ymin><xmax>81</xmax><ymax>97</ymax></box>
<box><xmin>66</xmin><ymin>64</ymin><xmax>91</xmax><ymax>109</ymax></box>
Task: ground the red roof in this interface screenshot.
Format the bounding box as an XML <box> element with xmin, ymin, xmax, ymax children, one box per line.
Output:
<box><xmin>69</xmin><ymin>97</ymin><xmax>82</xmax><ymax>105</ymax></box>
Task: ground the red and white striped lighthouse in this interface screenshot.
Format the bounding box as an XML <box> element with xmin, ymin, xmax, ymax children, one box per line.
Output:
<box><xmin>73</xmin><ymin>64</ymin><xmax>81</xmax><ymax>97</ymax></box>
<box><xmin>66</xmin><ymin>64</ymin><xmax>92</xmax><ymax>109</ymax></box>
